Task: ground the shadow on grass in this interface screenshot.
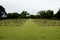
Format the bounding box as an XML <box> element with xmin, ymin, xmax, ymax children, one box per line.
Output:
<box><xmin>40</xmin><ymin>36</ymin><xmax>46</xmax><ymax>39</ymax></box>
<box><xmin>0</xmin><ymin>36</ymin><xmax>5</xmax><ymax>39</ymax></box>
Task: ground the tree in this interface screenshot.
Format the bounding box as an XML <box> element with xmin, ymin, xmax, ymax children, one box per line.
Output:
<box><xmin>0</xmin><ymin>5</ymin><xmax>7</xmax><ymax>18</ymax></box>
<box><xmin>45</xmin><ymin>10</ymin><xmax>54</xmax><ymax>19</ymax></box>
<box><xmin>55</xmin><ymin>9</ymin><xmax>60</xmax><ymax>19</ymax></box>
<box><xmin>7</xmin><ymin>12</ymin><xmax>20</xmax><ymax>19</ymax></box>
<box><xmin>35</xmin><ymin>15</ymin><xmax>40</xmax><ymax>19</ymax></box>
<box><xmin>37</xmin><ymin>10</ymin><xmax>54</xmax><ymax>19</ymax></box>
<box><xmin>29</xmin><ymin>15</ymin><xmax>36</xmax><ymax>19</ymax></box>
<box><xmin>37</xmin><ymin>10</ymin><xmax>46</xmax><ymax>18</ymax></box>
<box><xmin>20</xmin><ymin>11</ymin><xmax>29</xmax><ymax>18</ymax></box>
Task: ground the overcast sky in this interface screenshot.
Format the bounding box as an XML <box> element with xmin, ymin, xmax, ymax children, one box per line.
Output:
<box><xmin>0</xmin><ymin>0</ymin><xmax>60</xmax><ymax>14</ymax></box>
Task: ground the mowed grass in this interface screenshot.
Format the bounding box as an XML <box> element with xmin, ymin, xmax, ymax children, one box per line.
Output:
<box><xmin>0</xmin><ymin>19</ymin><xmax>60</xmax><ymax>40</ymax></box>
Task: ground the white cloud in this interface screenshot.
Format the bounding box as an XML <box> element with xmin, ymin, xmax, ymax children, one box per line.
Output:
<box><xmin>0</xmin><ymin>0</ymin><xmax>60</xmax><ymax>14</ymax></box>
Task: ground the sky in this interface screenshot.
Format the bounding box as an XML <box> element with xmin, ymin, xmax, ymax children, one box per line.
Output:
<box><xmin>0</xmin><ymin>0</ymin><xmax>60</xmax><ymax>14</ymax></box>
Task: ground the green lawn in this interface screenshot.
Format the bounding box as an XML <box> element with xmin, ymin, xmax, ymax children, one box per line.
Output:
<box><xmin>0</xmin><ymin>19</ymin><xmax>60</xmax><ymax>40</ymax></box>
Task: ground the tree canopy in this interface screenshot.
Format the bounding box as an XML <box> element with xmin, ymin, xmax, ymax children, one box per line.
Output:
<box><xmin>0</xmin><ymin>5</ymin><xmax>60</xmax><ymax>20</ymax></box>
<box><xmin>55</xmin><ymin>9</ymin><xmax>60</xmax><ymax>19</ymax></box>
<box><xmin>0</xmin><ymin>5</ymin><xmax>7</xmax><ymax>18</ymax></box>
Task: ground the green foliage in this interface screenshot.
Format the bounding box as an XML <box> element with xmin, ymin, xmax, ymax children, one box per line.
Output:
<box><xmin>35</xmin><ymin>15</ymin><xmax>40</xmax><ymax>19</ymax></box>
<box><xmin>0</xmin><ymin>5</ymin><xmax>7</xmax><ymax>19</ymax></box>
<box><xmin>45</xmin><ymin>10</ymin><xmax>54</xmax><ymax>19</ymax></box>
<box><xmin>7</xmin><ymin>12</ymin><xmax>20</xmax><ymax>19</ymax></box>
<box><xmin>38</xmin><ymin>10</ymin><xmax>45</xmax><ymax>18</ymax></box>
<box><xmin>20</xmin><ymin>11</ymin><xmax>29</xmax><ymax>18</ymax></box>
<box><xmin>37</xmin><ymin>10</ymin><xmax>54</xmax><ymax>19</ymax></box>
<box><xmin>30</xmin><ymin>15</ymin><xmax>36</xmax><ymax>19</ymax></box>
<box><xmin>1</xmin><ymin>5</ymin><xmax>60</xmax><ymax>19</ymax></box>
<box><xmin>55</xmin><ymin>9</ymin><xmax>60</xmax><ymax>19</ymax></box>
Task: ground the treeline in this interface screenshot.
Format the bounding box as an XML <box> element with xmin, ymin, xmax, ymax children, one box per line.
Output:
<box><xmin>0</xmin><ymin>5</ymin><xmax>60</xmax><ymax>19</ymax></box>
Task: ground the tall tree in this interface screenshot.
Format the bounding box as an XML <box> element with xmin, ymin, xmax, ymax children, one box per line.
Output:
<box><xmin>55</xmin><ymin>9</ymin><xmax>60</xmax><ymax>19</ymax></box>
<box><xmin>45</xmin><ymin>10</ymin><xmax>54</xmax><ymax>19</ymax></box>
<box><xmin>0</xmin><ymin>5</ymin><xmax>7</xmax><ymax>18</ymax></box>
<box><xmin>37</xmin><ymin>10</ymin><xmax>54</xmax><ymax>19</ymax></box>
<box><xmin>20</xmin><ymin>11</ymin><xmax>29</xmax><ymax>18</ymax></box>
<box><xmin>37</xmin><ymin>10</ymin><xmax>46</xmax><ymax>18</ymax></box>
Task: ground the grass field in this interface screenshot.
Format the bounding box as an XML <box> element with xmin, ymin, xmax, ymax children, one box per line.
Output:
<box><xmin>33</xmin><ymin>19</ymin><xmax>60</xmax><ymax>26</ymax></box>
<box><xmin>0</xmin><ymin>19</ymin><xmax>60</xmax><ymax>40</ymax></box>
